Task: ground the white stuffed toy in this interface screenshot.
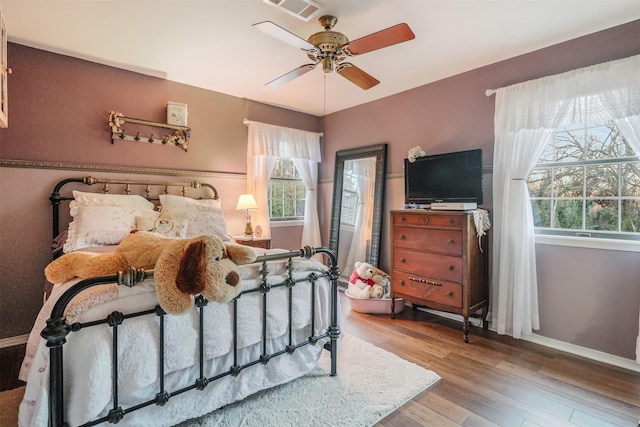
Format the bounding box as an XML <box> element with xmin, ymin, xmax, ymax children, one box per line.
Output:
<box><xmin>348</xmin><ymin>261</ymin><xmax>384</xmax><ymax>299</ymax></box>
<box><xmin>407</xmin><ymin>145</ymin><xmax>426</xmax><ymax>163</ymax></box>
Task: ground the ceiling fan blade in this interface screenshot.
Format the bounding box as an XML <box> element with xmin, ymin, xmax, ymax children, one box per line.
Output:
<box><xmin>266</xmin><ymin>64</ymin><xmax>317</xmax><ymax>87</ymax></box>
<box><xmin>336</xmin><ymin>63</ymin><xmax>380</xmax><ymax>90</ymax></box>
<box><xmin>344</xmin><ymin>23</ymin><xmax>415</xmax><ymax>55</ymax></box>
<box><xmin>253</xmin><ymin>21</ymin><xmax>315</xmax><ymax>50</ymax></box>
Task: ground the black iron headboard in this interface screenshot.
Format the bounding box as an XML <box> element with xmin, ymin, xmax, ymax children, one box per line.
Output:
<box><xmin>49</xmin><ymin>176</ymin><xmax>219</xmax><ymax>239</ymax></box>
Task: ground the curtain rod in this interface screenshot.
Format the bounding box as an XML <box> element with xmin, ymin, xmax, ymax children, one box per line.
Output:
<box><xmin>243</xmin><ymin>119</ymin><xmax>324</xmax><ymax>137</ymax></box>
<box><xmin>485</xmin><ymin>89</ymin><xmax>497</xmax><ymax>97</ymax></box>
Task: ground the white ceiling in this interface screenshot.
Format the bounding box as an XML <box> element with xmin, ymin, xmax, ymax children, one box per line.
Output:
<box><xmin>2</xmin><ymin>1</ymin><xmax>639</xmax><ymax>116</ymax></box>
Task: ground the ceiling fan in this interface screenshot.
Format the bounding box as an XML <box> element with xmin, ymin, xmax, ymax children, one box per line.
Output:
<box><xmin>253</xmin><ymin>15</ymin><xmax>415</xmax><ymax>90</ymax></box>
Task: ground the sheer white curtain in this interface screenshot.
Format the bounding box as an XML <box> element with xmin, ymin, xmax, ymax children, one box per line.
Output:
<box><xmin>616</xmin><ymin>114</ymin><xmax>640</xmax><ymax>363</ymax></box>
<box><xmin>343</xmin><ymin>158</ymin><xmax>376</xmax><ymax>277</ymax></box>
<box><xmin>491</xmin><ymin>54</ymin><xmax>640</xmax><ymax>339</ymax></box>
<box><xmin>246</xmin><ymin>120</ymin><xmax>322</xmax><ymax>242</ymax></box>
<box><xmin>247</xmin><ymin>155</ymin><xmax>276</xmax><ymax>238</ymax></box>
<box><xmin>293</xmin><ymin>158</ymin><xmax>321</xmax><ymax>248</ymax></box>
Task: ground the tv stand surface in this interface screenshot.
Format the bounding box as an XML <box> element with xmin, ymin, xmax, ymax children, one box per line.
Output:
<box><xmin>430</xmin><ymin>202</ymin><xmax>477</xmax><ymax>211</ymax></box>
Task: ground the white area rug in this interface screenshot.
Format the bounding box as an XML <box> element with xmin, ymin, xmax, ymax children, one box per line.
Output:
<box><xmin>176</xmin><ymin>334</ymin><xmax>440</xmax><ymax>426</ymax></box>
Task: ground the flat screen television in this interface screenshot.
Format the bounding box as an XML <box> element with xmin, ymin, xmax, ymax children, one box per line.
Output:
<box><xmin>404</xmin><ymin>148</ymin><xmax>483</xmax><ymax>205</ymax></box>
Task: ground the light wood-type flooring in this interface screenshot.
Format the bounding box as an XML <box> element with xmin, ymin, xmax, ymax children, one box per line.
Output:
<box><xmin>340</xmin><ymin>293</ymin><xmax>640</xmax><ymax>427</ymax></box>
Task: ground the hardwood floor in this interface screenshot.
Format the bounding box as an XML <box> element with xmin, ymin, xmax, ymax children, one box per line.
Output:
<box><xmin>0</xmin><ymin>344</ymin><xmax>26</xmax><ymax>391</ymax></box>
<box><xmin>339</xmin><ymin>293</ymin><xmax>640</xmax><ymax>427</ymax></box>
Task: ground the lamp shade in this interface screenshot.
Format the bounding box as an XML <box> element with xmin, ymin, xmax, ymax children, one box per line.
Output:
<box><xmin>236</xmin><ymin>194</ymin><xmax>258</xmax><ymax>211</ymax></box>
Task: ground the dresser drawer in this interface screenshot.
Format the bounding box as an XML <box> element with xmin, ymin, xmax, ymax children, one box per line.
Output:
<box><xmin>392</xmin><ymin>271</ymin><xmax>463</xmax><ymax>308</ymax></box>
<box><xmin>393</xmin><ymin>212</ymin><xmax>462</xmax><ymax>229</ymax></box>
<box><xmin>393</xmin><ymin>248</ymin><xmax>463</xmax><ymax>282</ymax></box>
<box><xmin>393</xmin><ymin>226</ymin><xmax>462</xmax><ymax>255</ymax></box>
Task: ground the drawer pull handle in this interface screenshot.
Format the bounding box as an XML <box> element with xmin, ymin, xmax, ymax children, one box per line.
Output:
<box><xmin>400</xmin><ymin>217</ymin><xmax>406</xmax><ymax>222</ymax></box>
<box><xmin>447</xmin><ymin>239</ymin><xmax>454</xmax><ymax>245</ymax></box>
<box><xmin>447</xmin><ymin>265</ymin><xmax>454</xmax><ymax>271</ymax></box>
<box><xmin>447</xmin><ymin>218</ymin><xmax>454</xmax><ymax>225</ymax></box>
<box><xmin>400</xmin><ymin>257</ymin><xmax>406</xmax><ymax>263</ymax></box>
<box><xmin>446</xmin><ymin>291</ymin><xmax>454</xmax><ymax>297</ymax></box>
<box><xmin>400</xmin><ymin>235</ymin><xmax>406</xmax><ymax>240</ymax></box>
<box><xmin>408</xmin><ymin>276</ymin><xmax>441</xmax><ymax>286</ymax></box>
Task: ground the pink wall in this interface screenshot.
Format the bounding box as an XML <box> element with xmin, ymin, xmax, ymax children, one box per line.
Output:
<box><xmin>320</xmin><ymin>19</ymin><xmax>640</xmax><ymax>360</ymax></box>
<box><xmin>321</xmin><ymin>19</ymin><xmax>640</xmax><ymax>181</ymax></box>
<box><xmin>1</xmin><ymin>44</ymin><xmax>321</xmax><ymax>171</ymax></box>
<box><xmin>1</xmin><ymin>20</ymin><xmax>639</xmax><ymax>361</ymax></box>
<box><xmin>0</xmin><ymin>44</ymin><xmax>320</xmax><ymax>338</ymax></box>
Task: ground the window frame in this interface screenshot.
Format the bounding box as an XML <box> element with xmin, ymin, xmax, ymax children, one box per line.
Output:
<box><xmin>527</xmin><ymin>121</ymin><xmax>640</xmax><ymax>251</ymax></box>
<box><xmin>268</xmin><ymin>158</ymin><xmax>306</xmax><ymax>223</ymax></box>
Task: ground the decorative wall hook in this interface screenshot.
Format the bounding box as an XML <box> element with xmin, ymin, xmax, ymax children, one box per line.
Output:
<box><xmin>108</xmin><ymin>111</ymin><xmax>190</xmax><ymax>152</ymax></box>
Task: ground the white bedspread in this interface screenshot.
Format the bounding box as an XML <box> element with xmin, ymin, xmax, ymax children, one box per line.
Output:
<box><xmin>19</xmin><ymin>248</ymin><xmax>338</xmax><ymax>427</ymax></box>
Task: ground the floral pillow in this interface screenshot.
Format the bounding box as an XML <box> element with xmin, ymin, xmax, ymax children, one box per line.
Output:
<box><xmin>64</xmin><ymin>205</ymin><xmax>157</xmax><ymax>252</ymax></box>
<box><xmin>159</xmin><ymin>194</ymin><xmax>222</xmax><ymax>210</ymax></box>
<box><xmin>72</xmin><ymin>191</ymin><xmax>155</xmax><ymax>209</ymax></box>
<box><xmin>159</xmin><ymin>194</ymin><xmax>229</xmax><ymax>240</ymax></box>
<box><xmin>63</xmin><ymin>192</ymin><xmax>157</xmax><ymax>252</ymax></box>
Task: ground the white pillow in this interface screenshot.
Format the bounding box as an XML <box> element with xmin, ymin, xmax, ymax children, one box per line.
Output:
<box><xmin>64</xmin><ymin>205</ymin><xmax>157</xmax><ymax>252</ymax></box>
<box><xmin>63</xmin><ymin>191</ymin><xmax>157</xmax><ymax>252</ymax></box>
<box><xmin>159</xmin><ymin>204</ymin><xmax>230</xmax><ymax>241</ymax></box>
<box><xmin>159</xmin><ymin>194</ymin><xmax>222</xmax><ymax>210</ymax></box>
<box><xmin>72</xmin><ymin>191</ymin><xmax>155</xmax><ymax>209</ymax></box>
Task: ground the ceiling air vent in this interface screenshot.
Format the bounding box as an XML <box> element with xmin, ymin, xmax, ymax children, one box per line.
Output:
<box><xmin>263</xmin><ymin>0</ymin><xmax>323</xmax><ymax>22</ymax></box>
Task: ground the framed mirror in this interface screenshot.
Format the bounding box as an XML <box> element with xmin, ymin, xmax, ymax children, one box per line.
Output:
<box><xmin>329</xmin><ymin>143</ymin><xmax>387</xmax><ymax>286</ymax></box>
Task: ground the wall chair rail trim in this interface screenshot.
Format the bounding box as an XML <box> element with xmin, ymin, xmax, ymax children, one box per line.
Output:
<box><xmin>0</xmin><ymin>159</ymin><xmax>245</xmax><ymax>179</ymax></box>
<box><xmin>0</xmin><ymin>334</ymin><xmax>28</xmax><ymax>348</ymax></box>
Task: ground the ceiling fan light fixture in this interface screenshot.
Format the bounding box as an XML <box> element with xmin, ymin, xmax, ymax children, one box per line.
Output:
<box><xmin>322</xmin><ymin>57</ymin><xmax>333</xmax><ymax>73</ymax></box>
<box><xmin>254</xmin><ymin>14</ymin><xmax>414</xmax><ymax>90</ymax></box>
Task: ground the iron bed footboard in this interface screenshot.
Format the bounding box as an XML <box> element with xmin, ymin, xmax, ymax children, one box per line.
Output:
<box><xmin>41</xmin><ymin>246</ymin><xmax>340</xmax><ymax>427</ymax></box>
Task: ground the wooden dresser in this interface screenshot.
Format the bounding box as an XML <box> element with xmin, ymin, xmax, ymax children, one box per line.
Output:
<box><xmin>390</xmin><ymin>210</ymin><xmax>489</xmax><ymax>342</ymax></box>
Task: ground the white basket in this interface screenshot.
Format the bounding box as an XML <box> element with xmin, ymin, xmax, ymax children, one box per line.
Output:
<box><xmin>345</xmin><ymin>290</ymin><xmax>405</xmax><ymax>315</ymax></box>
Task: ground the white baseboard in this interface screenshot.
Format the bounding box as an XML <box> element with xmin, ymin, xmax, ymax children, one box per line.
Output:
<box><xmin>415</xmin><ymin>306</ymin><xmax>639</xmax><ymax>373</ymax></box>
<box><xmin>0</xmin><ymin>334</ymin><xmax>29</xmax><ymax>349</ymax></box>
<box><xmin>520</xmin><ymin>333</ymin><xmax>640</xmax><ymax>373</ymax></box>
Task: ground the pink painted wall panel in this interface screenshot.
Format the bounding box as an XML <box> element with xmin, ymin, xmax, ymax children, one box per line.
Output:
<box><xmin>1</xmin><ymin>20</ymin><xmax>639</xmax><ymax>361</ymax></box>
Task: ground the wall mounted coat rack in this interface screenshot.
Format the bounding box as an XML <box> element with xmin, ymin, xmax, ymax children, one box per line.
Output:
<box><xmin>109</xmin><ymin>111</ymin><xmax>191</xmax><ymax>152</ymax></box>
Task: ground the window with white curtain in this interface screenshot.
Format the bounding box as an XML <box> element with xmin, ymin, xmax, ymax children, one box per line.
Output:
<box><xmin>268</xmin><ymin>158</ymin><xmax>306</xmax><ymax>221</ymax></box>
<box><xmin>489</xmin><ymin>54</ymin><xmax>640</xmax><ymax>339</ymax></box>
<box><xmin>340</xmin><ymin>165</ymin><xmax>359</xmax><ymax>226</ymax></box>
<box><xmin>527</xmin><ymin>119</ymin><xmax>640</xmax><ymax>241</ymax></box>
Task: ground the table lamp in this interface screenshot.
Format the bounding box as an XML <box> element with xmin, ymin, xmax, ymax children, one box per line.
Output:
<box><xmin>236</xmin><ymin>194</ymin><xmax>258</xmax><ymax>238</ymax></box>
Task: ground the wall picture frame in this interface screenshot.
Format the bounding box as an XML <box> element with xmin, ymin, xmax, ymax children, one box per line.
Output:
<box><xmin>167</xmin><ymin>102</ymin><xmax>187</xmax><ymax>127</ymax></box>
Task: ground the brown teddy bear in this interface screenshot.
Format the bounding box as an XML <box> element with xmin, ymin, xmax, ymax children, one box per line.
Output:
<box><xmin>44</xmin><ymin>231</ymin><xmax>257</xmax><ymax>314</ymax></box>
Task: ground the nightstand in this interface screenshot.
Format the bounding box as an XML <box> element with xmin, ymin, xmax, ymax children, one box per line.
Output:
<box><xmin>234</xmin><ymin>237</ymin><xmax>271</xmax><ymax>250</ymax></box>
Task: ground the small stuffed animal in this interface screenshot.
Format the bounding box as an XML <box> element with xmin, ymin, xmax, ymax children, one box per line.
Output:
<box><xmin>370</xmin><ymin>266</ymin><xmax>391</xmax><ymax>299</ymax></box>
<box><xmin>407</xmin><ymin>145</ymin><xmax>426</xmax><ymax>163</ymax></box>
<box><xmin>44</xmin><ymin>231</ymin><xmax>257</xmax><ymax>315</ymax></box>
<box><xmin>348</xmin><ymin>261</ymin><xmax>384</xmax><ymax>299</ymax></box>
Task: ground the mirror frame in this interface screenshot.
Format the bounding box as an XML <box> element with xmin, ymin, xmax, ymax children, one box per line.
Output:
<box><xmin>329</xmin><ymin>143</ymin><xmax>387</xmax><ymax>270</ymax></box>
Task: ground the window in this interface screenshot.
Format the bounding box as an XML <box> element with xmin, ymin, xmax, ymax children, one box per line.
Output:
<box><xmin>268</xmin><ymin>158</ymin><xmax>306</xmax><ymax>221</ymax></box>
<box><xmin>527</xmin><ymin>120</ymin><xmax>640</xmax><ymax>241</ymax></box>
<box><xmin>340</xmin><ymin>166</ymin><xmax>359</xmax><ymax>226</ymax></box>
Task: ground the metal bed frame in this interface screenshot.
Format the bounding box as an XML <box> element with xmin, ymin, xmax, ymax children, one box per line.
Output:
<box><xmin>40</xmin><ymin>176</ymin><xmax>340</xmax><ymax>427</ymax></box>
